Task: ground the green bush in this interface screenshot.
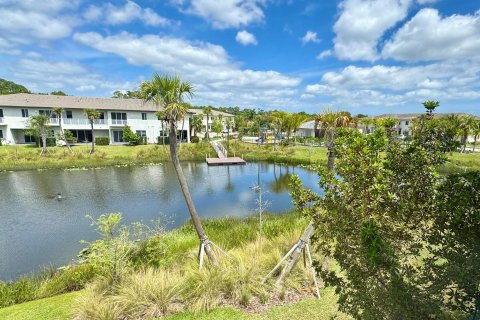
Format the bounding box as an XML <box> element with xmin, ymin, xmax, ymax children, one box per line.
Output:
<box><xmin>123</xmin><ymin>126</ymin><xmax>140</xmax><ymax>145</ymax></box>
<box><xmin>38</xmin><ymin>264</ymin><xmax>98</xmax><ymax>297</ymax></box>
<box><xmin>0</xmin><ymin>277</ymin><xmax>38</xmax><ymax>307</ymax></box>
<box><xmin>95</xmin><ymin>136</ymin><xmax>109</xmax><ymax>146</ymax></box>
<box><xmin>190</xmin><ymin>136</ymin><xmax>200</xmax><ymax>143</ymax></box>
<box><xmin>157</xmin><ymin>136</ymin><xmax>170</xmax><ymax>145</ymax></box>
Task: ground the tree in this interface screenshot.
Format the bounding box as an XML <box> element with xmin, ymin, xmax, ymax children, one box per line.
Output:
<box><xmin>52</xmin><ymin>107</ymin><xmax>72</xmax><ymax>152</ymax></box>
<box><xmin>112</xmin><ymin>90</ymin><xmax>141</xmax><ymax>99</ymax></box>
<box><xmin>459</xmin><ymin>115</ymin><xmax>476</xmax><ymax>152</ymax></box>
<box><xmin>291</xmin><ymin>105</ymin><xmax>468</xmax><ymax>319</ymax></box>
<box><xmin>140</xmin><ymin>73</ymin><xmax>218</xmax><ymax>265</ymax></box>
<box><xmin>316</xmin><ymin>109</ymin><xmax>354</xmax><ymax>172</ymax></box>
<box><xmin>156</xmin><ymin>111</ymin><xmax>167</xmax><ymax>149</ymax></box>
<box><xmin>203</xmin><ymin>106</ymin><xmax>213</xmax><ymax>141</ymax></box>
<box><xmin>211</xmin><ymin>118</ymin><xmax>223</xmax><ymax>137</ymax></box>
<box><xmin>268</xmin><ymin>111</ymin><xmax>287</xmax><ymax>150</ymax></box>
<box><xmin>84</xmin><ymin>109</ymin><xmax>100</xmax><ymax>154</ymax></box>
<box><xmin>0</xmin><ymin>78</ymin><xmax>30</xmax><ymax>95</ymax></box>
<box><xmin>423</xmin><ymin>100</ymin><xmax>439</xmax><ymax>119</ymax></box>
<box><xmin>288</xmin><ymin>113</ymin><xmax>308</xmax><ymax>142</ymax></box>
<box><xmin>50</xmin><ymin>91</ymin><xmax>67</xmax><ymax>96</ymax></box>
<box><xmin>123</xmin><ymin>125</ymin><xmax>140</xmax><ymax>145</ymax></box>
<box><xmin>190</xmin><ymin>114</ymin><xmax>203</xmax><ymax>138</ymax></box>
<box><xmin>471</xmin><ymin>120</ymin><xmax>480</xmax><ymax>152</ymax></box>
<box><xmin>225</xmin><ymin>118</ymin><xmax>233</xmax><ymax>151</ymax></box>
<box><xmin>28</xmin><ymin>114</ymin><xmax>50</xmax><ymax>155</ymax></box>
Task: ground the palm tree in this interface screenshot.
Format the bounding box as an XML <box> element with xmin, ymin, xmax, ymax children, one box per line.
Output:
<box><xmin>459</xmin><ymin>115</ymin><xmax>476</xmax><ymax>153</ymax></box>
<box><xmin>141</xmin><ymin>73</ymin><xmax>218</xmax><ymax>265</ymax></box>
<box><xmin>84</xmin><ymin>109</ymin><xmax>100</xmax><ymax>154</ymax></box>
<box><xmin>423</xmin><ymin>100</ymin><xmax>440</xmax><ymax>119</ymax></box>
<box><xmin>28</xmin><ymin>114</ymin><xmax>50</xmax><ymax>155</ymax></box>
<box><xmin>269</xmin><ymin>111</ymin><xmax>287</xmax><ymax>150</ymax></box>
<box><xmin>52</xmin><ymin>107</ymin><xmax>72</xmax><ymax>152</ymax></box>
<box><xmin>155</xmin><ymin>110</ymin><xmax>167</xmax><ymax>150</ymax></box>
<box><xmin>225</xmin><ymin>118</ymin><xmax>233</xmax><ymax>151</ymax></box>
<box><xmin>317</xmin><ymin>109</ymin><xmax>354</xmax><ymax>172</ymax></box>
<box><xmin>190</xmin><ymin>114</ymin><xmax>203</xmax><ymax>138</ymax></box>
<box><xmin>289</xmin><ymin>113</ymin><xmax>308</xmax><ymax>143</ymax></box>
<box><xmin>471</xmin><ymin>120</ymin><xmax>480</xmax><ymax>152</ymax></box>
<box><xmin>203</xmin><ymin>106</ymin><xmax>213</xmax><ymax>141</ymax></box>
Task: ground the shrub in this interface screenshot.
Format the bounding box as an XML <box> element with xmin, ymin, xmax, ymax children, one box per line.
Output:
<box><xmin>0</xmin><ymin>277</ymin><xmax>38</xmax><ymax>307</ymax></box>
<box><xmin>123</xmin><ymin>125</ymin><xmax>140</xmax><ymax>145</ymax></box>
<box><xmin>95</xmin><ymin>136</ymin><xmax>110</xmax><ymax>145</ymax></box>
<box><xmin>64</xmin><ymin>130</ymin><xmax>77</xmax><ymax>143</ymax></box>
<box><xmin>190</xmin><ymin>136</ymin><xmax>200</xmax><ymax>143</ymax></box>
<box><xmin>37</xmin><ymin>264</ymin><xmax>98</xmax><ymax>297</ymax></box>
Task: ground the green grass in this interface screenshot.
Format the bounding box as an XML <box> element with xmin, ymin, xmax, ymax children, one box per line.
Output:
<box><xmin>1</xmin><ymin>141</ymin><xmax>478</xmax><ymax>173</ymax></box>
<box><xmin>0</xmin><ymin>288</ymin><xmax>349</xmax><ymax>320</ymax></box>
<box><xmin>0</xmin><ymin>291</ymin><xmax>79</xmax><ymax>320</ymax></box>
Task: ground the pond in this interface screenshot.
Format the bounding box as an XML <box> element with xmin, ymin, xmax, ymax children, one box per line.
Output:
<box><xmin>0</xmin><ymin>162</ymin><xmax>321</xmax><ymax>281</ymax></box>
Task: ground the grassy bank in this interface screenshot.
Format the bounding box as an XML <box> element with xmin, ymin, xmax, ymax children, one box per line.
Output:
<box><xmin>0</xmin><ymin>141</ymin><xmax>478</xmax><ymax>172</ymax></box>
<box><xmin>0</xmin><ymin>212</ymin><xmax>350</xmax><ymax>319</ymax></box>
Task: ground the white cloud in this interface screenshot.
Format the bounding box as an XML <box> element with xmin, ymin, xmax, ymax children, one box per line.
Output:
<box><xmin>305</xmin><ymin>60</ymin><xmax>480</xmax><ymax>106</ymax></box>
<box><xmin>301</xmin><ymin>31</ymin><xmax>321</xmax><ymax>44</ymax></box>
<box><xmin>84</xmin><ymin>1</ymin><xmax>171</xmax><ymax>27</ymax></box>
<box><xmin>175</xmin><ymin>0</ymin><xmax>265</xmax><ymax>29</ymax></box>
<box><xmin>73</xmin><ymin>31</ymin><xmax>301</xmax><ymax>107</ymax></box>
<box><xmin>317</xmin><ymin>50</ymin><xmax>332</xmax><ymax>59</ymax></box>
<box><xmin>382</xmin><ymin>9</ymin><xmax>480</xmax><ymax>61</ymax></box>
<box><xmin>416</xmin><ymin>0</ymin><xmax>438</xmax><ymax>4</ymax></box>
<box><xmin>76</xmin><ymin>85</ymin><xmax>96</xmax><ymax>92</ymax></box>
<box><xmin>235</xmin><ymin>30</ymin><xmax>257</xmax><ymax>45</ymax></box>
<box><xmin>333</xmin><ymin>0</ymin><xmax>412</xmax><ymax>61</ymax></box>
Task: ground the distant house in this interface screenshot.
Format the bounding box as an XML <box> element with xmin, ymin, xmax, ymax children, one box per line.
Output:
<box><xmin>0</xmin><ymin>93</ymin><xmax>194</xmax><ymax>145</ymax></box>
<box><xmin>295</xmin><ymin>120</ymin><xmax>316</xmax><ymax>138</ymax></box>
<box><xmin>189</xmin><ymin>109</ymin><xmax>235</xmax><ymax>133</ymax></box>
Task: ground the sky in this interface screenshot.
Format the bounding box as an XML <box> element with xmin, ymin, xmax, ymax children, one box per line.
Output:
<box><xmin>0</xmin><ymin>0</ymin><xmax>479</xmax><ymax>115</ymax></box>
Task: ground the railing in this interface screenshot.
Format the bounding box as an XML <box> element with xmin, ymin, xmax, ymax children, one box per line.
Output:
<box><xmin>48</xmin><ymin>118</ymin><xmax>59</xmax><ymax>125</ymax></box>
<box><xmin>111</xmin><ymin>119</ymin><xmax>128</xmax><ymax>125</ymax></box>
<box><xmin>63</xmin><ymin>118</ymin><xmax>106</xmax><ymax>125</ymax></box>
<box><xmin>211</xmin><ymin>140</ymin><xmax>228</xmax><ymax>158</ymax></box>
<box><xmin>0</xmin><ymin>117</ymin><xmax>3</xmax><ymax>123</ymax></box>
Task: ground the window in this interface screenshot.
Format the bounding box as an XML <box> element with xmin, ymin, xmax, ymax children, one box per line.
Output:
<box><xmin>0</xmin><ymin>129</ymin><xmax>3</xmax><ymax>139</ymax></box>
<box><xmin>24</xmin><ymin>131</ymin><xmax>35</xmax><ymax>143</ymax></box>
<box><xmin>405</xmin><ymin>121</ymin><xmax>409</xmax><ymax>125</ymax></box>
<box><xmin>113</xmin><ymin>130</ymin><xmax>124</xmax><ymax>142</ymax></box>
<box><xmin>21</xmin><ymin>109</ymin><xmax>29</xmax><ymax>118</ymax></box>
<box><xmin>141</xmin><ymin>112</ymin><xmax>147</xmax><ymax>120</ymax></box>
<box><xmin>159</xmin><ymin>130</ymin><xmax>167</xmax><ymax>137</ymax></box>
<box><xmin>66</xmin><ymin>111</ymin><xmax>73</xmax><ymax>119</ymax></box>
<box><xmin>39</xmin><ymin>110</ymin><xmax>52</xmax><ymax>117</ymax></box>
<box><xmin>98</xmin><ymin>112</ymin><xmax>105</xmax><ymax>119</ymax></box>
<box><xmin>136</xmin><ymin>130</ymin><xmax>146</xmax><ymax>137</ymax></box>
<box><xmin>0</xmin><ymin>109</ymin><xmax>3</xmax><ymax>117</ymax></box>
<box><xmin>111</xmin><ymin>112</ymin><xmax>127</xmax><ymax>124</ymax></box>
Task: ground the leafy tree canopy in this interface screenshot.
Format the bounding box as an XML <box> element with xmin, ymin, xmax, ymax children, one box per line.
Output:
<box><xmin>0</xmin><ymin>78</ymin><xmax>30</xmax><ymax>95</ymax></box>
<box><xmin>50</xmin><ymin>90</ymin><xmax>67</xmax><ymax>96</ymax></box>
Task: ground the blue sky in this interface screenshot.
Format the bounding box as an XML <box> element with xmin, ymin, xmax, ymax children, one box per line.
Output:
<box><xmin>0</xmin><ymin>0</ymin><xmax>479</xmax><ymax>115</ymax></box>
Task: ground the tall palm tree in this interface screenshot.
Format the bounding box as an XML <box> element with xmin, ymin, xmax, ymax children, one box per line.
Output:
<box><xmin>28</xmin><ymin>114</ymin><xmax>50</xmax><ymax>155</ymax></box>
<box><xmin>269</xmin><ymin>111</ymin><xmax>287</xmax><ymax>150</ymax></box>
<box><xmin>423</xmin><ymin>100</ymin><xmax>440</xmax><ymax>119</ymax></box>
<box><xmin>317</xmin><ymin>109</ymin><xmax>354</xmax><ymax>172</ymax></box>
<box><xmin>156</xmin><ymin>110</ymin><xmax>167</xmax><ymax>150</ymax></box>
<box><xmin>52</xmin><ymin>107</ymin><xmax>72</xmax><ymax>152</ymax></box>
<box><xmin>471</xmin><ymin>120</ymin><xmax>480</xmax><ymax>152</ymax></box>
<box><xmin>225</xmin><ymin>117</ymin><xmax>233</xmax><ymax>151</ymax></box>
<box><xmin>459</xmin><ymin>115</ymin><xmax>476</xmax><ymax>153</ymax></box>
<box><xmin>190</xmin><ymin>114</ymin><xmax>203</xmax><ymax>138</ymax></box>
<box><xmin>203</xmin><ymin>106</ymin><xmax>213</xmax><ymax>141</ymax></box>
<box><xmin>289</xmin><ymin>113</ymin><xmax>308</xmax><ymax>143</ymax></box>
<box><xmin>141</xmin><ymin>73</ymin><xmax>218</xmax><ymax>265</ymax></box>
<box><xmin>84</xmin><ymin>109</ymin><xmax>100</xmax><ymax>154</ymax></box>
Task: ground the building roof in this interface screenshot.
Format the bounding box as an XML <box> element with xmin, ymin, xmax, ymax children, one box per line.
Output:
<box><xmin>0</xmin><ymin>93</ymin><xmax>163</xmax><ymax>112</ymax></box>
<box><xmin>298</xmin><ymin>120</ymin><xmax>316</xmax><ymax>130</ymax></box>
<box><xmin>374</xmin><ymin>113</ymin><xmax>480</xmax><ymax>120</ymax></box>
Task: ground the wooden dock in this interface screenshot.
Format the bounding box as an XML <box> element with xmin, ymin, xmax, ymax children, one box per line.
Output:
<box><xmin>206</xmin><ymin>157</ymin><xmax>246</xmax><ymax>166</ymax></box>
<box><xmin>206</xmin><ymin>140</ymin><xmax>246</xmax><ymax>166</ymax></box>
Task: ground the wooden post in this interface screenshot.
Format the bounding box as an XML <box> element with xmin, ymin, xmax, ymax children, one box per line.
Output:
<box><xmin>275</xmin><ymin>223</ymin><xmax>314</xmax><ymax>286</ymax></box>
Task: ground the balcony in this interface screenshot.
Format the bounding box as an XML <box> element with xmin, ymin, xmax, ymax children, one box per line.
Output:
<box><xmin>111</xmin><ymin>119</ymin><xmax>128</xmax><ymax>126</ymax></box>
<box><xmin>63</xmin><ymin>118</ymin><xmax>106</xmax><ymax>125</ymax></box>
<box><xmin>0</xmin><ymin>117</ymin><xmax>3</xmax><ymax>124</ymax></box>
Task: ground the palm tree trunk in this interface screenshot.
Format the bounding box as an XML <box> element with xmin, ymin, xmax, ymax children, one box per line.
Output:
<box><xmin>474</xmin><ymin>136</ymin><xmax>477</xmax><ymax>152</ymax></box>
<box><xmin>90</xmin><ymin>121</ymin><xmax>95</xmax><ymax>154</ymax></box>
<box><xmin>59</xmin><ymin>116</ymin><xmax>72</xmax><ymax>152</ymax></box>
<box><xmin>168</xmin><ymin>121</ymin><xmax>218</xmax><ymax>265</ymax></box>
<box><xmin>327</xmin><ymin>147</ymin><xmax>335</xmax><ymax>172</ymax></box>
<box><xmin>41</xmin><ymin>127</ymin><xmax>47</xmax><ymax>155</ymax></box>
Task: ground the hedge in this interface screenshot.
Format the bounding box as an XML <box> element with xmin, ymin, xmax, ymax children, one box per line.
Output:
<box><xmin>95</xmin><ymin>136</ymin><xmax>110</xmax><ymax>145</ymax></box>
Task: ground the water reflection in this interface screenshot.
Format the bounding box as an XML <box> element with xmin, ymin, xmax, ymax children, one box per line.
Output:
<box><xmin>0</xmin><ymin>162</ymin><xmax>320</xmax><ymax>280</ymax></box>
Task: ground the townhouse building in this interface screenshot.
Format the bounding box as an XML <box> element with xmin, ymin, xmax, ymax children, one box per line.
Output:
<box><xmin>0</xmin><ymin>93</ymin><xmax>193</xmax><ymax>145</ymax></box>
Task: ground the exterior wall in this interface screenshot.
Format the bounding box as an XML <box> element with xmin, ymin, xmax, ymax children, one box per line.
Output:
<box><xmin>295</xmin><ymin>128</ymin><xmax>315</xmax><ymax>137</ymax></box>
<box><xmin>0</xmin><ymin>106</ymin><xmax>191</xmax><ymax>145</ymax></box>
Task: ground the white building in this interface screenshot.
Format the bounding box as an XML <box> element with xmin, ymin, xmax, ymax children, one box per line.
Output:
<box><xmin>189</xmin><ymin>109</ymin><xmax>235</xmax><ymax>134</ymax></box>
<box><xmin>295</xmin><ymin>120</ymin><xmax>316</xmax><ymax>138</ymax></box>
<box><xmin>0</xmin><ymin>93</ymin><xmax>192</xmax><ymax>145</ymax></box>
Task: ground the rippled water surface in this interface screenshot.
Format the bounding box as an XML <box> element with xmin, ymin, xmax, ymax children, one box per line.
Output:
<box><xmin>0</xmin><ymin>162</ymin><xmax>321</xmax><ymax>280</ymax></box>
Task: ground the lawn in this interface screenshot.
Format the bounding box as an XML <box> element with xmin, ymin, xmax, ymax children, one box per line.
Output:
<box><xmin>0</xmin><ymin>141</ymin><xmax>478</xmax><ymax>173</ymax></box>
<box><xmin>0</xmin><ymin>288</ymin><xmax>349</xmax><ymax>320</ymax></box>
